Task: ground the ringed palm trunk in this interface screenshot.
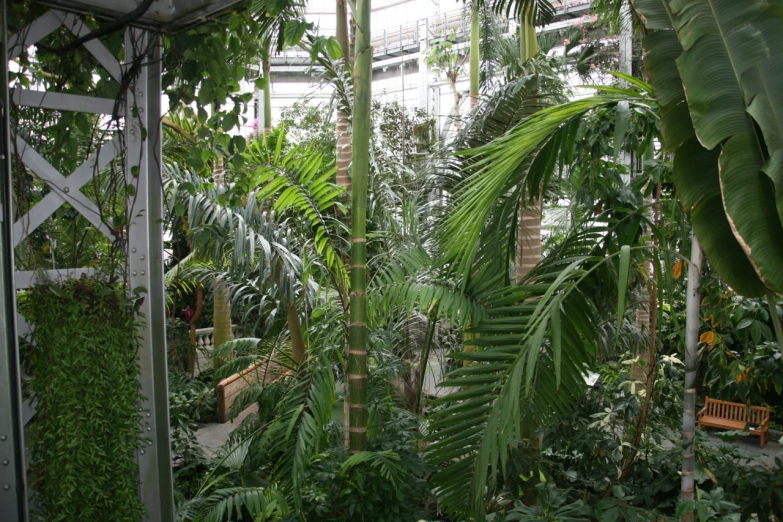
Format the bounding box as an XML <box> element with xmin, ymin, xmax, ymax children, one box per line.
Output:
<box><xmin>469</xmin><ymin>0</ymin><xmax>479</xmax><ymax>110</ymax></box>
<box><xmin>336</xmin><ymin>0</ymin><xmax>353</xmax><ymax>449</ymax></box>
<box><xmin>681</xmin><ymin>234</ymin><xmax>703</xmax><ymax>521</ymax></box>
<box><xmin>515</xmin><ymin>10</ymin><xmax>541</xmax><ymax>283</ymax></box>
<box><xmin>348</xmin><ymin>0</ymin><xmax>371</xmax><ymax>454</ymax></box>
<box><xmin>335</xmin><ymin>0</ymin><xmax>352</xmax><ymax>191</ymax></box>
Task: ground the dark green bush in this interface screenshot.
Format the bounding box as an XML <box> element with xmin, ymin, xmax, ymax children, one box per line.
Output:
<box><xmin>21</xmin><ymin>279</ymin><xmax>144</xmax><ymax>521</ymax></box>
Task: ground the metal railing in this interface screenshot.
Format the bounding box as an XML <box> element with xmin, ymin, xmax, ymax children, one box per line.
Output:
<box><xmin>272</xmin><ymin>1</ymin><xmax>593</xmax><ymax>66</ymax></box>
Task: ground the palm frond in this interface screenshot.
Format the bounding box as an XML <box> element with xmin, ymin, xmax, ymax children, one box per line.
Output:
<box><xmin>339</xmin><ymin>450</ymin><xmax>407</xmax><ymax>492</ymax></box>
<box><xmin>438</xmin><ymin>90</ymin><xmax>656</xmax><ymax>283</ymax></box>
<box><xmin>426</xmin><ymin>218</ymin><xmax>645</xmax><ymax>521</ymax></box>
<box><xmin>185</xmin><ymin>486</ymin><xmax>289</xmax><ymax>522</ymax></box>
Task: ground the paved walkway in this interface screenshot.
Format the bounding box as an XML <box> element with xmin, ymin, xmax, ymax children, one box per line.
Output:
<box><xmin>195</xmin><ymin>404</ymin><xmax>258</xmax><ymax>454</ymax></box>
<box><xmin>703</xmin><ymin>431</ymin><xmax>781</xmax><ymax>468</ymax></box>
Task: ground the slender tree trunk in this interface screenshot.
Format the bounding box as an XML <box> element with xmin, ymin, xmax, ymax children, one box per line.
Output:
<box><xmin>681</xmin><ymin>234</ymin><xmax>703</xmax><ymax>521</ymax></box>
<box><xmin>620</xmin><ymin>183</ymin><xmax>661</xmax><ymax>479</ymax></box>
<box><xmin>336</xmin><ymin>0</ymin><xmax>353</xmax><ymax>450</ymax></box>
<box><xmin>262</xmin><ymin>53</ymin><xmax>272</xmax><ymax>134</ymax></box>
<box><xmin>633</xmin><ymin>148</ymin><xmax>655</xmax><ymax>383</ymax></box>
<box><xmin>212</xmin><ymin>157</ymin><xmax>233</xmax><ymax>367</ymax></box>
<box><xmin>469</xmin><ymin>0</ymin><xmax>480</xmax><ymax>110</ymax></box>
<box><xmin>188</xmin><ymin>284</ymin><xmax>204</xmax><ymax>375</ymax></box>
<box><xmin>515</xmin><ymin>11</ymin><xmax>541</xmax><ymax>283</ymax></box>
<box><xmin>335</xmin><ymin>0</ymin><xmax>352</xmax><ymax>191</ymax></box>
<box><xmin>449</xmin><ymin>74</ymin><xmax>462</xmax><ymax>131</ymax></box>
<box><xmin>348</xmin><ymin>0</ymin><xmax>371</xmax><ymax>454</ymax></box>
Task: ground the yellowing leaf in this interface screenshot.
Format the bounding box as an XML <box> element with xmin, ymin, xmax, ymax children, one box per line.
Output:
<box><xmin>699</xmin><ymin>331</ymin><xmax>715</xmax><ymax>344</ymax></box>
<box><xmin>673</xmin><ymin>259</ymin><xmax>683</xmax><ymax>279</ymax></box>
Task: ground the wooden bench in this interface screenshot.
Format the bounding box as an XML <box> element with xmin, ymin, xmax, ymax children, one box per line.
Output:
<box><xmin>216</xmin><ymin>360</ymin><xmax>284</xmax><ymax>422</ymax></box>
<box><xmin>697</xmin><ymin>397</ymin><xmax>770</xmax><ymax>448</ymax></box>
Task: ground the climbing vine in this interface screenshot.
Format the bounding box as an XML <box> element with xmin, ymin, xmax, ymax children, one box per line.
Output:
<box><xmin>20</xmin><ymin>279</ymin><xmax>144</xmax><ymax>522</ymax></box>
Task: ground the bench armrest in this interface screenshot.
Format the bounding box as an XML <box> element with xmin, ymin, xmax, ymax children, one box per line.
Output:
<box><xmin>697</xmin><ymin>405</ymin><xmax>707</xmax><ymax>418</ymax></box>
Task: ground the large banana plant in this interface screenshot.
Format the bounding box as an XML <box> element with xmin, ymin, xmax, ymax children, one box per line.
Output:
<box><xmin>632</xmin><ymin>0</ymin><xmax>783</xmax><ymax>297</ymax></box>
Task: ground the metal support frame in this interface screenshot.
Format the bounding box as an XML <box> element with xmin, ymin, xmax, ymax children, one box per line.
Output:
<box><xmin>0</xmin><ymin>2</ymin><xmax>28</xmax><ymax>519</ymax></box>
<box><xmin>125</xmin><ymin>28</ymin><xmax>175</xmax><ymax>522</ymax></box>
<box><xmin>2</xmin><ymin>7</ymin><xmax>173</xmax><ymax>521</ymax></box>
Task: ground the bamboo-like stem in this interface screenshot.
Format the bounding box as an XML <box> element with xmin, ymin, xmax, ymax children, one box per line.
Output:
<box><xmin>348</xmin><ymin>0</ymin><xmax>371</xmax><ymax>454</ymax></box>
<box><xmin>681</xmin><ymin>234</ymin><xmax>703</xmax><ymax>521</ymax></box>
<box><xmin>469</xmin><ymin>1</ymin><xmax>479</xmax><ymax>110</ymax></box>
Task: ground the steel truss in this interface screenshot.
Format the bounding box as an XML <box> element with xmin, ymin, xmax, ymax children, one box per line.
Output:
<box><xmin>0</xmin><ymin>4</ymin><xmax>173</xmax><ymax>521</ymax></box>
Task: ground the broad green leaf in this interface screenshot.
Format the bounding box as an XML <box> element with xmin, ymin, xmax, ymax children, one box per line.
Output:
<box><xmin>632</xmin><ymin>0</ymin><xmax>673</xmax><ymax>30</ymax></box>
<box><xmin>674</xmin><ymin>136</ymin><xmax>766</xmax><ymax>296</ymax></box>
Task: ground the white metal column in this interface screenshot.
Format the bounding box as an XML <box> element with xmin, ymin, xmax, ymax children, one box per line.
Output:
<box><xmin>124</xmin><ymin>28</ymin><xmax>175</xmax><ymax>522</ymax></box>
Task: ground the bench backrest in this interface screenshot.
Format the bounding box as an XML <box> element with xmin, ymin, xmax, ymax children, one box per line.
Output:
<box><xmin>704</xmin><ymin>398</ymin><xmax>746</xmax><ymax>422</ymax></box>
<box><xmin>749</xmin><ymin>405</ymin><xmax>770</xmax><ymax>424</ymax></box>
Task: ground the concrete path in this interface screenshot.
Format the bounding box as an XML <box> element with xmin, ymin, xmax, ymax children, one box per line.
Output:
<box><xmin>703</xmin><ymin>430</ymin><xmax>781</xmax><ymax>468</ymax></box>
<box><xmin>195</xmin><ymin>404</ymin><xmax>258</xmax><ymax>455</ymax></box>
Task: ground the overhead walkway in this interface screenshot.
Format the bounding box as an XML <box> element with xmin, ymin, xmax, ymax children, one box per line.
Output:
<box><xmin>270</xmin><ymin>0</ymin><xmax>592</xmax><ymax>73</ymax></box>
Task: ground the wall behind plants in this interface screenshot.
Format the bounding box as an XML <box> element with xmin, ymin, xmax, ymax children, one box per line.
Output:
<box><xmin>20</xmin><ymin>279</ymin><xmax>144</xmax><ymax>522</ymax></box>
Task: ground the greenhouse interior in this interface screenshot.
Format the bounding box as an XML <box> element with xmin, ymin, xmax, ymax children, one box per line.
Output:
<box><xmin>1</xmin><ymin>0</ymin><xmax>782</xmax><ymax>520</ymax></box>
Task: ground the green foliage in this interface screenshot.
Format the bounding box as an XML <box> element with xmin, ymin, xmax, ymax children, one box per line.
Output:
<box><xmin>635</xmin><ymin>0</ymin><xmax>783</xmax><ymax>296</ymax></box>
<box><xmin>504</xmin><ymin>483</ymin><xmax>591</xmax><ymax>521</ymax></box>
<box><xmin>20</xmin><ymin>279</ymin><xmax>144</xmax><ymax>522</ymax></box>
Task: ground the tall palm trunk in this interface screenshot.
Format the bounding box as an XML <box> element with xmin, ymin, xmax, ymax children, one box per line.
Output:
<box><xmin>262</xmin><ymin>52</ymin><xmax>272</xmax><ymax>134</ymax></box>
<box><xmin>336</xmin><ymin>0</ymin><xmax>353</xmax><ymax>449</ymax></box>
<box><xmin>681</xmin><ymin>234</ymin><xmax>703</xmax><ymax>521</ymax></box>
<box><xmin>348</xmin><ymin>0</ymin><xmax>371</xmax><ymax>454</ymax></box>
<box><xmin>469</xmin><ymin>0</ymin><xmax>479</xmax><ymax>110</ymax></box>
<box><xmin>335</xmin><ymin>0</ymin><xmax>352</xmax><ymax>190</ymax></box>
<box><xmin>515</xmin><ymin>10</ymin><xmax>541</xmax><ymax>283</ymax></box>
<box><xmin>212</xmin><ymin>157</ymin><xmax>233</xmax><ymax>366</ymax></box>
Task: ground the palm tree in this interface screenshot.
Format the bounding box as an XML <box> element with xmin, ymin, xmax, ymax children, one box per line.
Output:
<box><xmin>211</xmin><ymin>157</ymin><xmax>234</xmax><ymax>357</ymax></box>
<box><xmin>515</xmin><ymin>9</ymin><xmax>541</xmax><ymax>283</ymax></box>
<box><xmin>335</xmin><ymin>0</ymin><xmax>352</xmax><ymax>190</ymax></box>
<box><xmin>250</xmin><ymin>0</ymin><xmax>309</xmax><ymax>134</ymax></box>
<box><xmin>347</xmin><ymin>0</ymin><xmax>372</xmax><ymax>455</ymax></box>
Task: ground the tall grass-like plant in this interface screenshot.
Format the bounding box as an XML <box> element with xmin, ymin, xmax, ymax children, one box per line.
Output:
<box><xmin>20</xmin><ymin>279</ymin><xmax>144</xmax><ymax>522</ymax></box>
